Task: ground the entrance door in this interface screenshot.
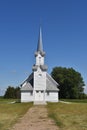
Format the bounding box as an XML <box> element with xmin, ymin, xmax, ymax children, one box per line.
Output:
<box><xmin>35</xmin><ymin>91</ymin><xmax>44</xmax><ymax>101</ymax></box>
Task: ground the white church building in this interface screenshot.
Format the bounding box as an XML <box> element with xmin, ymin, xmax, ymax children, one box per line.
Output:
<box><xmin>21</xmin><ymin>28</ymin><xmax>59</xmax><ymax>104</ymax></box>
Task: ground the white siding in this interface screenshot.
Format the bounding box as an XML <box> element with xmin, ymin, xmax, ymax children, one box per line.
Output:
<box><xmin>45</xmin><ymin>92</ymin><xmax>59</xmax><ymax>102</ymax></box>
<box><xmin>21</xmin><ymin>91</ymin><xmax>59</xmax><ymax>103</ymax></box>
<box><xmin>36</xmin><ymin>54</ymin><xmax>44</xmax><ymax>66</ymax></box>
<box><xmin>21</xmin><ymin>92</ymin><xmax>33</xmax><ymax>102</ymax></box>
<box><xmin>34</xmin><ymin>70</ymin><xmax>46</xmax><ymax>90</ymax></box>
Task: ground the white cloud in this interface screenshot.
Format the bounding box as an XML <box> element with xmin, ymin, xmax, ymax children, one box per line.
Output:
<box><xmin>0</xmin><ymin>88</ymin><xmax>6</xmax><ymax>96</ymax></box>
<box><xmin>84</xmin><ymin>86</ymin><xmax>87</xmax><ymax>94</ymax></box>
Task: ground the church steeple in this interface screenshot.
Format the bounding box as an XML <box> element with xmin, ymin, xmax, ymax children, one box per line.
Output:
<box><xmin>37</xmin><ymin>27</ymin><xmax>43</xmax><ymax>52</ymax></box>
<box><xmin>35</xmin><ymin>27</ymin><xmax>45</xmax><ymax>57</ymax></box>
<box><xmin>32</xmin><ymin>27</ymin><xmax>47</xmax><ymax>71</ymax></box>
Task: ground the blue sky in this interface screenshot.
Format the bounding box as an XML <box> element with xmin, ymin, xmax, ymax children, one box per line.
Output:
<box><xmin>0</xmin><ymin>0</ymin><xmax>87</xmax><ymax>95</ymax></box>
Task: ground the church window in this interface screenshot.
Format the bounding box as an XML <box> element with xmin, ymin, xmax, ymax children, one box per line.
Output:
<box><xmin>47</xmin><ymin>92</ymin><xmax>49</xmax><ymax>96</ymax></box>
<box><xmin>30</xmin><ymin>92</ymin><xmax>33</xmax><ymax>95</ymax></box>
<box><xmin>39</xmin><ymin>57</ymin><xmax>41</xmax><ymax>64</ymax></box>
<box><xmin>38</xmin><ymin>74</ymin><xmax>42</xmax><ymax>77</ymax></box>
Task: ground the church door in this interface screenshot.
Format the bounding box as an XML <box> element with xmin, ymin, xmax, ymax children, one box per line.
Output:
<box><xmin>35</xmin><ymin>91</ymin><xmax>44</xmax><ymax>101</ymax></box>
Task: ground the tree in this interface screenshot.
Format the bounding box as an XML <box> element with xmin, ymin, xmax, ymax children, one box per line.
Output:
<box><xmin>15</xmin><ymin>87</ymin><xmax>20</xmax><ymax>99</ymax></box>
<box><xmin>51</xmin><ymin>67</ymin><xmax>85</xmax><ymax>99</ymax></box>
<box><xmin>4</xmin><ymin>86</ymin><xmax>20</xmax><ymax>99</ymax></box>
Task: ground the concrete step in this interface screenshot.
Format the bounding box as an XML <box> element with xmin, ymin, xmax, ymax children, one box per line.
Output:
<box><xmin>34</xmin><ymin>101</ymin><xmax>47</xmax><ymax>105</ymax></box>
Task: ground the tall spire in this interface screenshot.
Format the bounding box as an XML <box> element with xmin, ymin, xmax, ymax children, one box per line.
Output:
<box><xmin>37</xmin><ymin>27</ymin><xmax>43</xmax><ymax>52</ymax></box>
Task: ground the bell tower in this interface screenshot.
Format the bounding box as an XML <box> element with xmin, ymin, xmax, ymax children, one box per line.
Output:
<box><xmin>32</xmin><ymin>27</ymin><xmax>47</xmax><ymax>102</ymax></box>
<box><xmin>32</xmin><ymin>27</ymin><xmax>47</xmax><ymax>72</ymax></box>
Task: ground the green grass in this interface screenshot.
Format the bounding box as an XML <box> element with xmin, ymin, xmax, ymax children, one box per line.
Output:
<box><xmin>60</xmin><ymin>99</ymin><xmax>87</xmax><ymax>103</ymax></box>
<box><xmin>0</xmin><ymin>98</ymin><xmax>19</xmax><ymax>103</ymax></box>
<box><xmin>0</xmin><ymin>99</ymin><xmax>33</xmax><ymax>130</ymax></box>
<box><xmin>47</xmin><ymin>102</ymin><xmax>87</xmax><ymax>130</ymax></box>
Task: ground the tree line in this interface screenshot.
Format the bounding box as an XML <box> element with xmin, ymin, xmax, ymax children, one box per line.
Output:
<box><xmin>4</xmin><ymin>86</ymin><xmax>20</xmax><ymax>99</ymax></box>
<box><xmin>51</xmin><ymin>67</ymin><xmax>87</xmax><ymax>99</ymax></box>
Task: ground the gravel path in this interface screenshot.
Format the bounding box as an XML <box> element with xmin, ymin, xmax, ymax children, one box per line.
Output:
<box><xmin>11</xmin><ymin>105</ymin><xmax>58</xmax><ymax>130</ymax></box>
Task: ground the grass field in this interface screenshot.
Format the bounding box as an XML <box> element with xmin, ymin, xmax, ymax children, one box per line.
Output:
<box><xmin>47</xmin><ymin>101</ymin><xmax>87</xmax><ymax>130</ymax></box>
<box><xmin>0</xmin><ymin>99</ymin><xmax>33</xmax><ymax>130</ymax></box>
<box><xmin>61</xmin><ymin>99</ymin><xmax>87</xmax><ymax>103</ymax></box>
<box><xmin>0</xmin><ymin>98</ymin><xmax>87</xmax><ymax>130</ymax></box>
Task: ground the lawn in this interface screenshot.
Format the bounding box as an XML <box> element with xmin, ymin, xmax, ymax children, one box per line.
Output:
<box><xmin>61</xmin><ymin>99</ymin><xmax>87</xmax><ymax>103</ymax></box>
<box><xmin>47</xmin><ymin>101</ymin><xmax>87</xmax><ymax>130</ymax></box>
<box><xmin>0</xmin><ymin>98</ymin><xmax>87</xmax><ymax>130</ymax></box>
<box><xmin>0</xmin><ymin>99</ymin><xmax>33</xmax><ymax>130</ymax></box>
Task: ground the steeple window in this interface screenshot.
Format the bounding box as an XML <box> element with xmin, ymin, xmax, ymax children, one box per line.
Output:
<box><xmin>39</xmin><ymin>57</ymin><xmax>41</xmax><ymax>64</ymax></box>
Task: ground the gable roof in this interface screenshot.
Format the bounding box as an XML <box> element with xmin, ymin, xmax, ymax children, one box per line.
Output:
<box><xmin>46</xmin><ymin>73</ymin><xmax>59</xmax><ymax>92</ymax></box>
<box><xmin>21</xmin><ymin>72</ymin><xmax>59</xmax><ymax>92</ymax></box>
<box><xmin>21</xmin><ymin>82</ymin><xmax>33</xmax><ymax>91</ymax></box>
<box><xmin>21</xmin><ymin>73</ymin><xmax>33</xmax><ymax>86</ymax></box>
<box><xmin>21</xmin><ymin>73</ymin><xmax>33</xmax><ymax>91</ymax></box>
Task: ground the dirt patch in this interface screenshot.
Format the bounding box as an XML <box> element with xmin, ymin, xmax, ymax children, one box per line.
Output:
<box><xmin>11</xmin><ymin>105</ymin><xmax>58</xmax><ymax>130</ymax></box>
